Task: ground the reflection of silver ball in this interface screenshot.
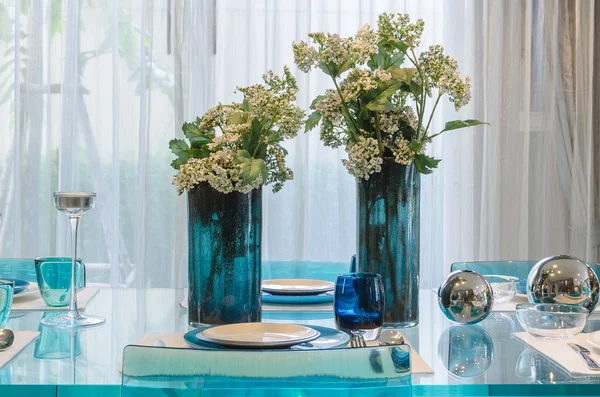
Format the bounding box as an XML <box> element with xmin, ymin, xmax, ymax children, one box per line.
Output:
<box><xmin>527</xmin><ymin>255</ymin><xmax>599</xmax><ymax>313</ymax></box>
<box><xmin>438</xmin><ymin>270</ymin><xmax>493</xmax><ymax>324</ymax></box>
<box><xmin>438</xmin><ymin>325</ymin><xmax>494</xmax><ymax>378</ymax></box>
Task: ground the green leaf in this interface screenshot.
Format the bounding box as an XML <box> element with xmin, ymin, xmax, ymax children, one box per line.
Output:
<box><xmin>170</xmin><ymin>157</ymin><xmax>188</xmax><ymax>169</ymax></box>
<box><xmin>440</xmin><ymin>119</ymin><xmax>489</xmax><ymax>133</ymax></box>
<box><xmin>169</xmin><ymin>139</ymin><xmax>190</xmax><ymax>170</ymax></box>
<box><xmin>186</xmin><ymin>135</ymin><xmax>211</xmax><ymax>148</ymax></box>
<box><xmin>182</xmin><ymin>122</ymin><xmax>201</xmax><ymax>136</ymax></box>
<box><xmin>408</xmin><ymin>140</ymin><xmax>423</xmax><ymax>153</ymax></box>
<box><xmin>337</xmin><ymin>57</ymin><xmax>355</xmax><ymax>75</ymax></box>
<box><xmin>368</xmin><ymin>45</ymin><xmax>406</xmax><ymax>71</ymax></box>
<box><xmin>267</xmin><ymin>130</ymin><xmax>281</xmax><ymax>144</ymax></box>
<box><xmin>182</xmin><ymin>122</ymin><xmax>212</xmax><ymax>148</ymax></box>
<box><xmin>365</xmin><ymin>81</ymin><xmax>403</xmax><ymax>111</ymax></box>
<box><xmin>242</xmin><ymin>100</ymin><xmax>251</xmax><ymax>112</ymax></box>
<box><xmin>184</xmin><ymin>148</ymin><xmax>210</xmax><ymax>159</ymax></box>
<box><xmin>228</xmin><ymin>111</ymin><xmax>252</xmax><ymax>125</ymax></box>
<box><xmin>305</xmin><ymin>111</ymin><xmax>322</xmax><ymax>132</ymax></box>
<box><xmin>235</xmin><ymin>150</ymin><xmax>266</xmax><ymax>185</ymax></box>
<box><xmin>169</xmin><ymin>138</ymin><xmax>189</xmax><ymax>154</ymax></box>
<box><xmin>384</xmin><ymin>38</ymin><xmax>409</xmax><ymax>53</ymax></box>
<box><xmin>413</xmin><ymin>153</ymin><xmax>441</xmax><ymax>175</ymax></box>
<box><xmin>388</xmin><ymin>67</ymin><xmax>417</xmax><ymax>82</ymax></box>
<box><xmin>310</xmin><ymin>95</ymin><xmax>325</xmax><ymax>110</ymax></box>
<box><xmin>409</xmin><ymin>80</ymin><xmax>422</xmax><ymax>96</ymax></box>
<box><xmin>242</xmin><ymin>119</ymin><xmax>263</xmax><ymax>155</ymax></box>
<box><xmin>318</xmin><ymin>61</ymin><xmax>339</xmax><ymax>78</ymax></box>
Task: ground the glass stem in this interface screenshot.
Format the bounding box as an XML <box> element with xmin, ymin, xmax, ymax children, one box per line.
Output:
<box><xmin>68</xmin><ymin>216</ymin><xmax>80</xmax><ymax>315</ymax></box>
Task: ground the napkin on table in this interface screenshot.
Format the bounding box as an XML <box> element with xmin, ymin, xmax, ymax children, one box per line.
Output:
<box><xmin>514</xmin><ymin>332</ymin><xmax>600</xmax><ymax>376</ymax></box>
<box><xmin>11</xmin><ymin>288</ymin><xmax>100</xmax><ymax>311</ymax></box>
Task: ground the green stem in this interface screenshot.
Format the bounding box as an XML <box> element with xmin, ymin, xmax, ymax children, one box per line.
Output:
<box><xmin>326</xmin><ymin>65</ymin><xmax>361</xmax><ymax>140</ymax></box>
<box><xmin>373</xmin><ymin>113</ymin><xmax>384</xmax><ymax>156</ymax></box>
<box><xmin>404</xmin><ymin>48</ymin><xmax>428</xmax><ymax>141</ymax></box>
<box><xmin>423</xmin><ymin>93</ymin><xmax>443</xmax><ymax>139</ymax></box>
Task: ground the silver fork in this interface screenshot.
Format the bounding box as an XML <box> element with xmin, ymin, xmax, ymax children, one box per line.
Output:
<box><xmin>350</xmin><ymin>330</ymin><xmax>367</xmax><ymax>348</ymax></box>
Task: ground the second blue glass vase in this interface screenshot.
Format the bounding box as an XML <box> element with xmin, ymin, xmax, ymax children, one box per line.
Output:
<box><xmin>357</xmin><ymin>160</ymin><xmax>420</xmax><ymax>327</ymax></box>
<box><xmin>187</xmin><ymin>183</ymin><xmax>262</xmax><ymax>327</ymax></box>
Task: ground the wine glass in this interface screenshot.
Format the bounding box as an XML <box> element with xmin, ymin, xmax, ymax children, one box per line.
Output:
<box><xmin>41</xmin><ymin>192</ymin><xmax>105</xmax><ymax>328</ymax></box>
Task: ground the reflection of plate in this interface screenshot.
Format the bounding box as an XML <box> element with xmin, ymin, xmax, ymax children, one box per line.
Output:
<box><xmin>185</xmin><ymin>325</ymin><xmax>349</xmax><ymax>350</ymax></box>
<box><xmin>1</xmin><ymin>279</ymin><xmax>31</xmax><ymax>294</ymax></box>
<box><xmin>262</xmin><ymin>291</ymin><xmax>333</xmax><ymax>305</ymax></box>
<box><xmin>198</xmin><ymin>323</ymin><xmax>320</xmax><ymax>348</ymax></box>
<box><xmin>262</xmin><ymin>279</ymin><xmax>334</xmax><ymax>296</ymax></box>
<box><xmin>12</xmin><ymin>284</ymin><xmax>40</xmax><ymax>300</ymax></box>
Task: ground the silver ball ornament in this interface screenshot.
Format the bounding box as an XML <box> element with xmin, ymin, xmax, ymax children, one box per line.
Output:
<box><xmin>527</xmin><ymin>254</ymin><xmax>599</xmax><ymax>313</ymax></box>
<box><xmin>438</xmin><ymin>270</ymin><xmax>493</xmax><ymax>324</ymax></box>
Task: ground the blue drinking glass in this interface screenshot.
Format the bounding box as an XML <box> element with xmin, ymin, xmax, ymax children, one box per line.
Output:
<box><xmin>34</xmin><ymin>257</ymin><xmax>86</xmax><ymax>307</ymax></box>
<box><xmin>0</xmin><ymin>280</ymin><xmax>15</xmax><ymax>328</ymax></box>
<box><xmin>334</xmin><ymin>273</ymin><xmax>384</xmax><ymax>341</ymax></box>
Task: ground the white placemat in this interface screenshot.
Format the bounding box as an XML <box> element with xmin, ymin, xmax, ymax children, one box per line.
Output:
<box><xmin>514</xmin><ymin>332</ymin><xmax>600</xmax><ymax>376</ymax></box>
<box><xmin>137</xmin><ymin>331</ymin><xmax>434</xmax><ymax>374</ymax></box>
<box><xmin>0</xmin><ymin>331</ymin><xmax>39</xmax><ymax>369</ymax></box>
<box><xmin>11</xmin><ymin>288</ymin><xmax>100</xmax><ymax>311</ymax></box>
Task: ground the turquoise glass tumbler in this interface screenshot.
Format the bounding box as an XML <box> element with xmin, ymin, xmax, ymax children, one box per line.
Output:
<box><xmin>0</xmin><ymin>280</ymin><xmax>14</xmax><ymax>328</ymax></box>
<box><xmin>34</xmin><ymin>257</ymin><xmax>86</xmax><ymax>307</ymax></box>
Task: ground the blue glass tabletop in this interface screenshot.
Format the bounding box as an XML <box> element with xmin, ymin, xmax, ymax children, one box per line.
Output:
<box><xmin>0</xmin><ymin>259</ymin><xmax>599</xmax><ymax>396</ymax></box>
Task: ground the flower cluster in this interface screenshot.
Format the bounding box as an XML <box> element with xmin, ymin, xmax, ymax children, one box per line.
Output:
<box><xmin>295</xmin><ymin>13</ymin><xmax>485</xmax><ymax>178</ymax></box>
<box><xmin>418</xmin><ymin>45</ymin><xmax>471</xmax><ymax>110</ymax></box>
<box><xmin>342</xmin><ymin>136</ymin><xmax>383</xmax><ymax>179</ymax></box>
<box><xmin>173</xmin><ymin>150</ymin><xmax>261</xmax><ymax>195</ymax></box>
<box><xmin>236</xmin><ymin>68</ymin><xmax>304</xmax><ymax>138</ymax></box>
<box><xmin>170</xmin><ymin>67</ymin><xmax>304</xmax><ymax>194</ymax></box>
<box><xmin>377</xmin><ymin>13</ymin><xmax>425</xmax><ymax>48</ymax></box>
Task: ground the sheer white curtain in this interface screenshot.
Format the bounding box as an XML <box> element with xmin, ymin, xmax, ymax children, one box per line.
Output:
<box><xmin>0</xmin><ymin>0</ymin><xmax>597</xmax><ymax>289</ymax></box>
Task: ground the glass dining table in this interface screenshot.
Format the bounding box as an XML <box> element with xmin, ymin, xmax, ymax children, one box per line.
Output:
<box><xmin>2</xmin><ymin>261</ymin><xmax>600</xmax><ymax>396</ymax></box>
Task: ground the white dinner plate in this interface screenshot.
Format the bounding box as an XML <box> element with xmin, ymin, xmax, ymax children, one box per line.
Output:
<box><xmin>12</xmin><ymin>284</ymin><xmax>40</xmax><ymax>300</ymax></box>
<box><xmin>262</xmin><ymin>279</ymin><xmax>334</xmax><ymax>296</ymax></box>
<box><xmin>197</xmin><ymin>323</ymin><xmax>320</xmax><ymax>348</ymax></box>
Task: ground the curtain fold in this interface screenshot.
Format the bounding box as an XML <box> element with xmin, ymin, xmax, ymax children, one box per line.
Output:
<box><xmin>0</xmin><ymin>0</ymin><xmax>596</xmax><ymax>289</ymax></box>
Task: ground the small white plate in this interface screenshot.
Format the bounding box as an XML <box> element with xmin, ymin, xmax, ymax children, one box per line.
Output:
<box><xmin>262</xmin><ymin>279</ymin><xmax>334</xmax><ymax>296</ymax></box>
<box><xmin>12</xmin><ymin>284</ymin><xmax>40</xmax><ymax>300</ymax></box>
<box><xmin>587</xmin><ymin>332</ymin><xmax>600</xmax><ymax>353</ymax></box>
<box><xmin>197</xmin><ymin>323</ymin><xmax>320</xmax><ymax>348</ymax></box>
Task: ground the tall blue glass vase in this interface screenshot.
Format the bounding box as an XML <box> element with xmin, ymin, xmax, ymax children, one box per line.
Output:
<box><xmin>187</xmin><ymin>183</ymin><xmax>262</xmax><ymax>327</ymax></box>
<box><xmin>357</xmin><ymin>160</ymin><xmax>420</xmax><ymax>327</ymax></box>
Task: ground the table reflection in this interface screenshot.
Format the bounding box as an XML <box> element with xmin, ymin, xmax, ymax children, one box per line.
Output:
<box><xmin>516</xmin><ymin>348</ymin><xmax>578</xmax><ymax>384</ymax></box>
<box><xmin>438</xmin><ymin>325</ymin><xmax>494</xmax><ymax>378</ymax></box>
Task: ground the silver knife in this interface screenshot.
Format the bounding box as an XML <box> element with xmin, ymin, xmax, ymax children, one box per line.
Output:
<box><xmin>568</xmin><ymin>343</ymin><xmax>600</xmax><ymax>370</ymax></box>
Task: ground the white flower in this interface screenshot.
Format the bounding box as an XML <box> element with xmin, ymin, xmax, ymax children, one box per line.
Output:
<box><xmin>292</xmin><ymin>41</ymin><xmax>319</xmax><ymax>73</ymax></box>
<box><xmin>351</xmin><ymin>24</ymin><xmax>378</xmax><ymax>63</ymax></box>
<box><xmin>418</xmin><ymin>45</ymin><xmax>472</xmax><ymax>110</ymax></box>
<box><xmin>342</xmin><ymin>136</ymin><xmax>383</xmax><ymax>179</ymax></box>
<box><xmin>390</xmin><ymin>138</ymin><xmax>413</xmax><ymax>165</ymax></box>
